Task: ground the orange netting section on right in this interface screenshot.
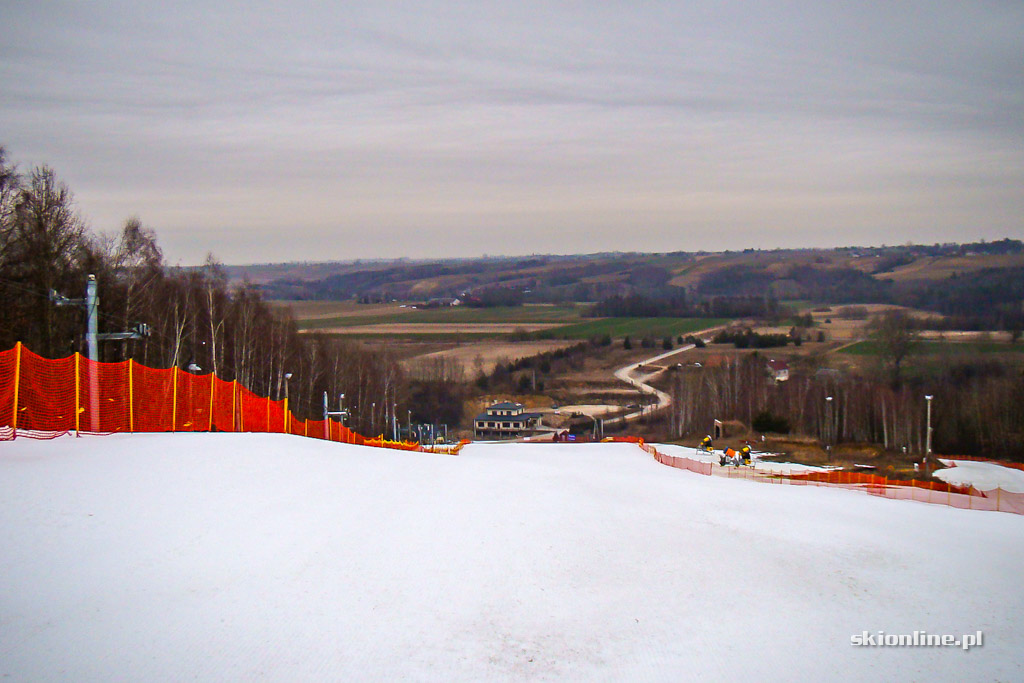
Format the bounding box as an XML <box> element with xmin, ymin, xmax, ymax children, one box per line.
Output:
<box><xmin>0</xmin><ymin>343</ymin><xmax>421</xmax><ymax>452</ymax></box>
<box><xmin>618</xmin><ymin>435</ymin><xmax>1024</xmax><ymax>516</ymax></box>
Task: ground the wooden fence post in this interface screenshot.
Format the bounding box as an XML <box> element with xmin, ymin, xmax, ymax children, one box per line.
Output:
<box><xmin>128</xmin><ymin>359</ymin><xmax>134</xmax><ymax>433</ymax></box>
<box><xmin>74</xmin><ymin>352</ymin><xmax>81</xmax><ymax>437</ymax></box>
<box><xmin>11</xmin><ymin>342</ymin><xmax>22</xmax><ymax>437</ymax></box>
<box><xmin>171</xmin><ymin>367</ymin><xmax>177</xmax><ymax>432</ymax></box>
<box><xmin>208</xmin><ymin>376</ymin><xmax>215</xmax><ymax>432</ymax></box>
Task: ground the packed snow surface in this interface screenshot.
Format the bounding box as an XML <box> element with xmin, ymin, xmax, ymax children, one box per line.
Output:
<box><xmin>655</xmin><ymin>442</ymin><xmax>833</xmax><ymax>473</ymax></box>
<box><xmin>935</xmin><ymin>459</ymin><xmax>1024</xmax><ymax>493</ymax></box>
<box><xmin>2</xmin><ymin>434</ymin><xmax>1022</xmax><ymax>681</ymax></box>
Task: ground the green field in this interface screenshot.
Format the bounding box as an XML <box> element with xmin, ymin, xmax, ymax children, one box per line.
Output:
<box><xmin>839</xmin><ymin>340</ymin><xmax>1024</xmax><ymax>356</ymax></box>
<box><xmin>549</xmin><ymin>318</ymin><xmax>729</xmax><ymax>340</ymax></box>
<box><xmin>298</xmin><ymin>304</ymin><xmax>584</xmax><ymax>330</ymax></box>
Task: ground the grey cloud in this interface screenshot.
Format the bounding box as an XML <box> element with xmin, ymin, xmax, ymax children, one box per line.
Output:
<box><xmin>0</xmin><ymin>1</ymin><xmax>1021</xmax><ymax>263</ymax></box>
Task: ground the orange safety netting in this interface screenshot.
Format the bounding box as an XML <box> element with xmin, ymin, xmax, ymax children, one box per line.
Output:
<box><xmin>0</xmin><ymin>343</ymin><xmax>421</xmax><ymax>452</ymax></box>
<box><xmin>627</xmin><ymin>437</ymin><xmax>1024</xmax><ymax>515</ymax></box>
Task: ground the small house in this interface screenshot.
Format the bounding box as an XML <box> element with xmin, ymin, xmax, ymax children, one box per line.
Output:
<box><xmin>767</xmin><ymin>359</ymin><xmax>790</xmax><ymax>382</ymax></box>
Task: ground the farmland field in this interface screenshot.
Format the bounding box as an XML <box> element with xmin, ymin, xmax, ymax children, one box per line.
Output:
<box><xmin>278</xmin><ymin>300</ymin><xmax>727</xmax><ymax>340</ymax></box>
<box><xmin>293</xmin><ymin>304</ymin><xmax>585</xmax><ymax>331</ymax></box>
<box><xmin>549</xmin><ymin>317</ymin><xmax>729</xmax><ymax>340</ymax></box>
<box><xmin>839</xmin><ymin>340</ymin><xmax>1024</xmax><ymax>355</ymax></box>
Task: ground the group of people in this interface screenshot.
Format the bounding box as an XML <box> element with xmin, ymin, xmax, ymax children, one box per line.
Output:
<box><xmin>700</xmin><ymin>435</ymin><xmax>753</xmax><ymax>467</ymax></box>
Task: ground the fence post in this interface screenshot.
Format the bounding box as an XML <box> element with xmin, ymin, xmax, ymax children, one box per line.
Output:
<box><xmin>283</xmin><ymin>396</ymin><xmax>289</xmax><ymax>434</ymax></box>
<box><xmin>208</xmin><ymin>376</ymin><xmax>215</xmax><ymax>432</ymax></box>
<box><xmin>11</xmin><ymin>342</ymin><xmax>22</xmax><ymax>437</ymax></box>
<box><xmin>232</xmin><ymin>380</ymin><xmax>238</xmax><ymax>432</ymax></box>
<box><xmin>171</xmin><ymin>367</ymin><xmax>177</xmax><ymax>432</ymax></box>
<box><xmin>74</xmin><ymin>352</ymin><xmax>81</xmax><ymax>436</ymax></box>
<box><xmin>997</xmin><ymin>487</ymin><xmax>1001</xmax><ymax>512</ymax></box>
<box><xmin>265</xmin><ymin>397</ymin><xmax>270</xmax><ymax>433</ymax></box>
<box><xmin>128</xmin><ymin>359</ymin><xmax>134</xmax><ymax>433</ymax></box>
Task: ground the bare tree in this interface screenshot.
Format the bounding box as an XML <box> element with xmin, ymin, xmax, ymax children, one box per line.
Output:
<box><xmin>9</xmin><ymin>166</ymin><xmax>87</xmax><ymax>355</ymax></box>
<box><xmin>0</xmin><ymin>147</ymin><xmax>21</xmax><ymax>269</ymax></box>
<box><xmin>867</xmin><ymin>310</ymin><xmax>919</xmax><ymax>387</ymax></box>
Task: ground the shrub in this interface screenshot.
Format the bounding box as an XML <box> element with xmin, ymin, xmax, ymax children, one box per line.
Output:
<box><xmin>752</xmin><ymin>410</ymin><xmax>791</xmax><ymax>434</ymax></box>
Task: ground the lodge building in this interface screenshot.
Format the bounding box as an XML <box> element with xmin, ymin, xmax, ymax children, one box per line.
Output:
<box><xmin>473</xmin><ymin>401</ymin><xmax>544</xmax><ymax>440</ymax></box>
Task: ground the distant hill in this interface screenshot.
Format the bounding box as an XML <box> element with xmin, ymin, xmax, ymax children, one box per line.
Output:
<box><xmin>231</xmin><ymin>240</ymin><xmax>1024</xmax><ymax>329</ymax></box>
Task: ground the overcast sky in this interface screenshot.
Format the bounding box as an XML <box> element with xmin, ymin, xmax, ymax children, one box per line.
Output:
<box><xmin>2</xmin><ymin>1</ymin><xmax>1022</xmax><ymax>265</ymax></box>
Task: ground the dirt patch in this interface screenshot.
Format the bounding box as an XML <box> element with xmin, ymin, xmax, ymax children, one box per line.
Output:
<box><xmin>403</xmin><ymin>340</ymin><xmax>579</xmax><ymax>376</ymax></box>
<box><xmin>320</xmin><ymin>323</ymin><xmax>563</xmax><ymax>335</ymax></box>
<box><xmin>271</xmin><ymin>300</ymin><xmax>408</xmax><ymax>321</ymax></box>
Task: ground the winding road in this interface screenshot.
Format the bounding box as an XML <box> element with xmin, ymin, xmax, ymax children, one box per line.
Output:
<box><xmin>611</xmin><ymin>343</ymin><xmax>696</xmax><ymax>424</ymax></box>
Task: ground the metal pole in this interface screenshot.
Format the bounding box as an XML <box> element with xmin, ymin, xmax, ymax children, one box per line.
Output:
<box><xmin>825</xmin><ymin>396</ymin><xmax>833</xmax><ymax>461</ymax></box>
<box><xmin>86</xmin><ymin>275</ymin><xmax>99</xmax><ymax>430</ymax></box>
<box><xmin>925</xmin><ymin>394</ymin><xmax>933</xmax><ymax>476</ymax></box>
<box><xmin>323</xmin><ymin>391</ymin><xmax>329</xmax><ymax>440</ymax></box>
<box><xmin>392</xmin><ymin>403</ymin><xmax>397</xmax><ymax>441</ymax></box>
<box><xmin>86</xmin><ymin>275</ymin><xmax>98</xmax><ymax>362</ymax></box>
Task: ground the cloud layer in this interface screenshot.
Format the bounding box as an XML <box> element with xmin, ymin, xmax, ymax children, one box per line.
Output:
<box><xmin>2</xmin><ymin>1</ymin><xmax>1022</xmax><ymax>263</ymax></box>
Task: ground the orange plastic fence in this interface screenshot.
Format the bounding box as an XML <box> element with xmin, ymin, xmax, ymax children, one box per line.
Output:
<box><xmin>421</xmin><ymin>439</ymin><xmax>471</xmax><ymax>456</ymax></box>
<box><xmin>0</xmin><ymin>343</ymin><xmax>421</xmax><ymax>452</ymax></box>
<box><xmin>638</xmin><ymin>440</ymin><xmax>713</xmax><ymax>476</ymax></box>
<box><xmin>629</xmin><ymin>437</ymin><xmax>1023</xmax><ymax>515</ymax></box>
<box><xmin>723</xmin><ymin>455</ymin><xmax>1024</xmax><ymax>515</ymax></box>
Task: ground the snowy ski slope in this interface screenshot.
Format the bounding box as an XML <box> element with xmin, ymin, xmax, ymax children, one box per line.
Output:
<box><xmin>1</xmin><ymin>433</ymin><xmax>1021</xmax><ymax>681</ymax></box>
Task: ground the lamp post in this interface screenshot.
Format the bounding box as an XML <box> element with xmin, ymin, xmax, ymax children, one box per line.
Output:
<box><xmin>825</xmin><ymin>395</ymin><xmax>833</xmax><ymax>460</ymax></box>
<box><xmin>924</xmin><ymin>394</ymin><xmax>934</xmax><ymax>475</ymax></box>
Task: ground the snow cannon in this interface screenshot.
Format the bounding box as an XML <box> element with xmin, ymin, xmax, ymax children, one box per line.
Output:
<box><xmin>740</xmin><ymin>445</ymin><xmax>752</xmax><ymax>466</ymax></box>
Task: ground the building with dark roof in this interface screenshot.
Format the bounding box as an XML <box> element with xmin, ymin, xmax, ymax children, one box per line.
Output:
<box><xmin>767</xmin><ymin>358</ymin><xmax>790</xmax><ymax>382</ymax></box>
<box><xmin>473</xmin><ymin>401</ymin><xmax>544</xmax><ymax>440</ymax></box>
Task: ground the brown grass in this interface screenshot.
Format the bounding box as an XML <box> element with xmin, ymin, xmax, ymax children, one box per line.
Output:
<box><xmin>883</xmin><ymin>253</ymin><xmax>1024</xmax><ymax>282</ymax></box>
<box><xmin>270</xmin><ymin>300</ymin><xmax>408</xmax><ymax>321</ymax></box>
<box><xmin>323</xmin><ymin>323</ymin><xmax>563</xmax><ymax>335</ymax></box>
<box><xmin>403</xmin><ymin>340</ymin><xmax>579</xmax><ymax>376</ymax></box>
